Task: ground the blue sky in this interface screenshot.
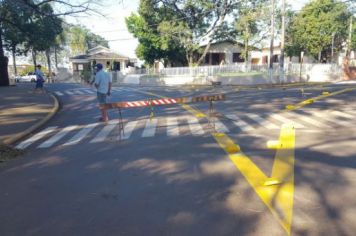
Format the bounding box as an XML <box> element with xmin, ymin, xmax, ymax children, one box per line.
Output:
<box><xmin>69</xmin><ymin>0</ymin><xmax>309</xmax><ymax>58</ymax></box>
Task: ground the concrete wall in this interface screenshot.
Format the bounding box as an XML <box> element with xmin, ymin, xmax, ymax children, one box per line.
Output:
<box><xmin>120</xmin><ymin>74</ymin><xmax>298</xmax><ymax>86</ymax></box>
<box><xmin>120</xmin><ymin>63</ymin><xmax>343</xmax><ymax>86</ymax></box>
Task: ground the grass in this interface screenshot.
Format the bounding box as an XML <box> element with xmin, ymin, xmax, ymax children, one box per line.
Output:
<box><xmin>0</xmin><ymin>144</ymin><xmax>25</xmax><ymax>164</ymax></box>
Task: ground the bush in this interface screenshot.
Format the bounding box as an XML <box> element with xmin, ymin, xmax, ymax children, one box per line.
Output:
<box><xmin>19</xmin><ymin>65</ymin><xmax>49</xmax><ymax>77</ymax></box>
<box><xmin>81</xmin><ymin>70</ymin><xmax>92</xmax><ymax>83</ymax></box>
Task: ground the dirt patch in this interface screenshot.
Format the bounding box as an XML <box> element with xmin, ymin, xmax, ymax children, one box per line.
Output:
<box><xmin>0</xmin><ymin>144</ymin><xmax>25</xmax><ymax>163</ymax></box>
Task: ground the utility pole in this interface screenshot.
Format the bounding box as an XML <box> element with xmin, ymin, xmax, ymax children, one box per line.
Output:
<box><xmin>279</xmin><ymin>0</ymin><xmax>286</xmax><ymax>83</ymax></box>
<box><xmin>348</xmin><ymin>16</ymin><xmax>353</xmax><ymax>57</ymax></box>
<box><xmin>269</xmin><ymin>0</ymin><xmax>275</xmax><ymax>83</ymax></box>
<box><xmin>331</xmin><ymin>32</ymin><xmax>335</xmax><ymax>62</ymax></box>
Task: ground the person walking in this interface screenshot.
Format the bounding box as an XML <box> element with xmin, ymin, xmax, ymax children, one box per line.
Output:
<box><xmin>94</xmin><ymin>63</ymin><xmax>112</xmax><ymax>122</ymax></box>
<box><xmin>34</xmin><ymin>65</ymin><xmax>45</xmax><ymax>93</ymax></box>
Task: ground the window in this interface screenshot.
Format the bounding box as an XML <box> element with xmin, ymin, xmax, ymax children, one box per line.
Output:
<box><xmin>233</xmin><ymin>53</ymin><xmax>245</xmax><ymax>63</ymax></box>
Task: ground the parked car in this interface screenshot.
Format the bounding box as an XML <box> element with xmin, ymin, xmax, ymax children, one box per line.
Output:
<box><xmin>16</xmin><ymin>72</ymin><xmax>47</xmax><ymax>83</ymax></box>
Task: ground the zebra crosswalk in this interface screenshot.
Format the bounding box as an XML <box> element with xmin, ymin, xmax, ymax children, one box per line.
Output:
<box><xmin>53</xmin><ymin>87</ymin><xmax>136</xmax><ymax>97</ymax></box>
<box><xmin>16</xmin><ymin>109</ymin><xmax>356</xmax><ymax>150</ymax></box>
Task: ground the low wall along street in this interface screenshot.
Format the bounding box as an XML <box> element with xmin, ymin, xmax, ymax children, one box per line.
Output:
<box><xmin>119</xmin><ymin>63</ymin><xmax>344</xmax><ymax>86</ymax></box>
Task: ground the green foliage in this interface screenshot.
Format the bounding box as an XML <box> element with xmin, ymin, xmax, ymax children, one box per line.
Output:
<box><xmin>67</xmin><ymin>25</ymin><xmax>109</xmax><ymax>55</ymax></box>
<box><xmin>286</xmin><ymin>0</ymin><xmax>351</xmax><ymax>59</ymax></box>
<box><xmin>351</xmin><ymin>16</ymin><xmax>356</xmax><ymax>51</ymax></box>
<box><xmin>234</xmin><ymin>0</ymin><xmax>269</xmax><ymax>60</ymax></box>
<box><xmin>126</xmin><ymin>0</ymin><xmax>187</xmax><ymax>66</ymax></box>
<box><xmin>80</xmin><ymin>70</ymin><xmax>92</xmax><ymax>83</ymax></box>
<box><xmin>126</xmin><ymin>0</ymin><xmax>237</xmax><ymax>66</ymax></box>
<box><xmin>19</xmin><ymin>65</ymin><xmax>49</xmax><ymax>77</ymax></box>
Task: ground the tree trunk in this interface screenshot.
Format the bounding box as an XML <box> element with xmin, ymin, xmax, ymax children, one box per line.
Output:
<box><xmin>12</xmin><ymin>45</ymin><xmax>17</xmax><ymax>76</ymax></box>
<box><xmin>0</xmin><ymin>28</ymin><xmax>10</xmax><ymax>86</ymax></box>
<box><xmin>186</xmin><ymin>51</ymin><xmax>194</xmax><ymax>67</ymax></box>
<box><xmin>32</xmin><ymin>49</ymin><xmax>37</xmax><ymax>69</ymax></box>
<box><xmin>54</xmin><ymin>46</ymin><xmax>58</xmax><ymax>69</ymax></box>
<box><xmin>46</xmin><ymin>49</ymin><xmax>52</xmax><ymax>83</ymax></box>
<box><xmin>244</xmin><ymin>38</ymin><xmax>249</xmax><ymax>64</ymax></box>
<box><xmin>196</xmin><ymin>0</ymin><xmax>229</xmax><ymax>65</ymax></box>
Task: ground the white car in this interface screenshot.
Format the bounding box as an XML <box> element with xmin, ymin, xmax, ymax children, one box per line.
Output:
<box><xmin>16</xmin><ymin>72</ymin><xmax>47</xmax><ymax>83</ymax></box>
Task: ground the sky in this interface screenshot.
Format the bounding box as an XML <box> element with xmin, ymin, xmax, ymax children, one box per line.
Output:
<box><xmin>66</xmin><ymin>0</ymin><xmax>140</xmax><ymax>58</ymax></box>
<box><xmin>66</xmin><ymin>0</ymin><xmax>310</xmax><ymax>59</ymax></box>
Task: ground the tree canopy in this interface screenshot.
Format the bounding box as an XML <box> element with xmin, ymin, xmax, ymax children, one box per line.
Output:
<box><xmin>286</xmin><ymin>0</ymin><xmax>352</xmax><ymax>61</ymax></box>
<box><xmin>0</xmin><ymin>0</ymin><xmax>102</xmax><ymax>86</ymax></box>
<box><xmin>67</xmin><ymin>25</ymin><xmax>109</xmax><ymax>55</ymax></box>
<box><xmin>233</xmin><ymin>0</ymin><xmax>269</xmax><ymax>62</ymax></box>
<box><xmin>126</xmin><ymin>0</ymin><xmax>237</xmax><ymax>66</ymax></box>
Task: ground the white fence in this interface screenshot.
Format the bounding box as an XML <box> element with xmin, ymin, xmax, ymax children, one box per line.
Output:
<box><xmin>128</xmin><ymin>63</ymin><xmax>342</xmax><ymax>80</ymax></box>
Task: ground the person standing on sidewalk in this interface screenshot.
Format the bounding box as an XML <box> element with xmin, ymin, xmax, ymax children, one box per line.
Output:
<box><xmin>94</xmin><ymin>63</ymin><xmax>112</xmax><ymax>122</ymax></box>
<box><xmin>34</xmin><ymin>65</ymin><xmax>45</xmax><ymax>93</ymax></box>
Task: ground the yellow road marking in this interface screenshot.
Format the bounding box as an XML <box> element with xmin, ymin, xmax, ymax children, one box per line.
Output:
<box><xmin>286</xmin><ymin>87</ymin><xmax>356</xmax><ymax>111</ymax></box>
<box><xmin>135</xmin><ymin>89</ymin><xmax>295</xmax><ymax>235</ymax></box>
<box><xmin>213</xmin><ymin>121</ymin><xmax>295</xmax><ymax>235</ymax></box>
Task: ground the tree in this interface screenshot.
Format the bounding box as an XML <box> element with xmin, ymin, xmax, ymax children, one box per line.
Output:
<box><xmin>68</xmin><ymin>25</ymin><xmax>109</xmax><ymax>55</ymax></box>
<box><xmin>234</xmin><ymin>0</ymin><xmax>269</xmax><ymax>63</ymax></box>
<box><xmin>2</xmin><ymin>11</ymin><xmax>27</xmax><ymax>76</ymax></box>
<box><xmin>127</xmin><ymin>0</ymin><xmax>237</xmax><ymax>66</ymax></box>
<box><xmin>30</xmin><ymin>4</ymin><xmax>63</xmax><ymax>82</ymax></box>
<box><xmin>126</xmin><ymin>0</ymin><xmax>187</xmax><ymax>66</ymax></box>
<box><xmin>0</xmin><ymin>0</ymin><xmax>103</xmax><ymax>86</ymax></box>
<box><xmin>286</xmin><ymin>0</ymin><xmax>352</xmax><ymax>61</ymax></box>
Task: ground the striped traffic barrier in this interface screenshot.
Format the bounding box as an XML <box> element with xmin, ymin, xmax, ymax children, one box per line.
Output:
<box><xmin>100</xmin><ymin>94</ymin><xmax>226</xmax><ymax>138</ymax></box>
<box><xmin>100</xmin><ymin>94</ymin><xmax>225</xmax><ymax>109</ymax></box>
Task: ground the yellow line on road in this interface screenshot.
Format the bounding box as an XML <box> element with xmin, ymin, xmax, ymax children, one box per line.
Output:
<box><xmin>135</xmin><ymin>89</ymin><xmax>295</xmax><ymax>235</ymax></box>
<box><xmin>286</xmin><ymin>87</ymin><xmax>356</xmax><ymax>111</ymax></box>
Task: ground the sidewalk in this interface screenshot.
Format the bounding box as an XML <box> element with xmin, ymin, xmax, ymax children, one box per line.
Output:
<box><xmin>0</xmin><ymin>84</ymin><xmax>58</xmax><ymax>146</ymax></box>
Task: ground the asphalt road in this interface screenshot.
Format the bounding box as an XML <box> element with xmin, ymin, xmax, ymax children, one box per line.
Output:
<box><xmin>1</xmin><ymin>82</ymin><xmax>356</xmax><ymax>236</ymax></box>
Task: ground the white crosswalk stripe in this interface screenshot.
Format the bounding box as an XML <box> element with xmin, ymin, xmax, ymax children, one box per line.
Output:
<box><xmin>74</xmin><ymin>90</ymin><xmax>85</xmax><ymax>95</ymax></box>
<box><xmin>83</xmin><ymin>89</ymin><xmax>95</xmax><ymax>94</ymax></box>
<box><xmin>344</xmin><ymin>110</ymin><xmax>356</xmax><ymax>115</ymax></box>
<box><xmin>167</xmin><ymin>117</ymin><xmax>180</xmax><ymax>136</ymax></box>
<box><xmin>16</xmin><ymin>126</ymin><xmax>58</xmax><ymax>149</ymax></box>
<box><xmin>331</xmin><ymin>110</ymin><xmax>354</xmax><ymax>119</ymax></box>
<box><xmin>66</xmin><ymin>91</ymin><xmax>75</xmax><ymax>95</ymax></box>
<box><xmin>246</xmin><ymin>113</ymin><xmax>279</xmax><ymax>129</ymax></box>
<box><xmin>225</xmin><ymin>114</ymin><xmax>255</xmax><ymax>131</ymax></box>
<box><xmin>19</xmin><ymin>109</ymin><xmax>356</xmax><ymax>149</ymax></box>
<box><xmin>54</xmin><ymin>91</ymin><xmax>64</xmax><ymax>96</ymax></box>
<box><xmin>311</xmin><ymin>111</ymin><xmax>354</xmax><ymax>127</ymax></box>
<box><xmin>213</xmin><ymin>119</ymin><xmax>230</xmax><ymax>133</ymax></box>
<box><xmin>38</xmin><ymin>125</ymin><xmax>78</xmax><ymax>148</ymax></box>
<box><xmin>142</xmin><ymin>119</ymin><xmax>158</xmax><ymax>137</ymax></box>
<box><xmin>121</xmin><ymin>121</ymin><xmax>138</xmax><ymax>140</ymax></box>
<box><xmin>294</xmin><ymin>113</ymin><xmax>330</xmax><ymax>128</ymax></box>
<box><xmin>90</xmin><ymin>122</ymin><xmax>117</xmax><ymax>143</ymax></box>
<box><xmin>270</xmin><ymin>113</ymin><xmax>305</xmax><ymax>128</ymax></box>
<box><xmin>187</xmin><ymin>117</ymin><xmax>205</xmax><ymax>135</ymax></box>
<box><xmin>63</xmin><ymin>123</ymin><xmax>99</xmax><ymax>146</ymax></box>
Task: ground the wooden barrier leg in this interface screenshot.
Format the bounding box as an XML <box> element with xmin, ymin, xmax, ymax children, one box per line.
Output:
<box><xmin>100</xmin><ymin>107</ymin><xmax>109</xmax><ymax>122</ymax></box>
<box><xmin>208</xmin><ymin>100</ymin><xmax>216</xmax><ymax>131</ymax></box>
<box><xmin>118</xmin><ymin>108</ymin><xmax>124</xmax><ymax>138</ymax></box>
<box><xmin>149</xmin><ymin>100</ymin><xmax>154</xmax><ymax>120</ymax></box>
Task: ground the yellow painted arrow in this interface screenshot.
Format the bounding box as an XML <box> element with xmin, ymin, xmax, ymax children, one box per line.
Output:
<box><xmin>135</xmin><ymin>90</ymin><xmax>296</xmax><ymax>235</ymax></box>
<box><xmin>213</xmin><ymin>123</ymin><xmax>295</xmax><ymax>235</ymax></box>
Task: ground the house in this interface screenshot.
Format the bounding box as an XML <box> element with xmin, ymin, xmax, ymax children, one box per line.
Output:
<box><xmin>69</xmin><ymin>45</ymin><xmax>133</xmax><ymax>73</ymax></box>
<box><xmin>200</xmin><ymin>40</ymin><xmax>281</xmax><ymax>66</ymax></box>
<box><xmin>200</xmin><ymin>40</ymin><xmax>246</xmax><ymax>65</ymax></box>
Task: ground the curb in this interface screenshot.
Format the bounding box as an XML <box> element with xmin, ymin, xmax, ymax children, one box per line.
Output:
<box><xmin>3</xmin><ymin>93</ymin><xmax>60</xmax><ymax>146</ymax></box>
